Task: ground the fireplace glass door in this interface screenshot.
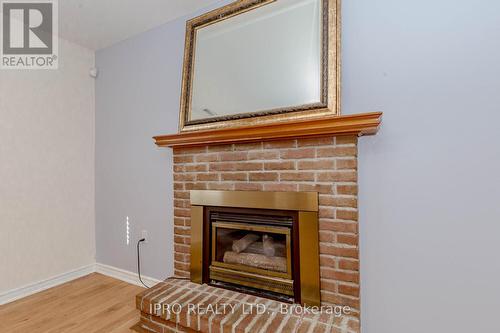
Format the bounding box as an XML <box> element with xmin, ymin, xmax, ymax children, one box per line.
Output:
<box><xmin>208</xmin><ymin>211</ymin><xmax>295</xmax><ymax>300</ymax></box>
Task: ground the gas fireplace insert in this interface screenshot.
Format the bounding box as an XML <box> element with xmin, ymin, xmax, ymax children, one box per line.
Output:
<box><xmin>189</xmin><ymin>190</ymin><xmax>320</xmax><ymax>306</ymax></box>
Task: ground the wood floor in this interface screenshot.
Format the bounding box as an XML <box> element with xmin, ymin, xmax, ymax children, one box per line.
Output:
<box><xmin>0</xmin><ymin>273</ymin><xmax>144</xmax><ymax>333</ymax></box>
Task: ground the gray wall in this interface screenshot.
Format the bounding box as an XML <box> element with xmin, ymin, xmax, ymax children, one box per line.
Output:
<box><xmin>96</xmin><ymin>0</ymin><xmax>500</xmax><ymax>331</ymax></box>
<box><xmin>95</xmin><ymin>1</ymin><xmax>229</xmax><ymax>281</ymax></box>
<box><xmin>342</xmin><ymin>1</ymin><xmax>500</xmax><ymax>332</ymax></box>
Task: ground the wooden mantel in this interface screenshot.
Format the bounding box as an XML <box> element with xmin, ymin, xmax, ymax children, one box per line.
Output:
<box><xmin>154</xmin><ymin>112</ymin><xmax>382</xmax><ymax>148</ymax></box>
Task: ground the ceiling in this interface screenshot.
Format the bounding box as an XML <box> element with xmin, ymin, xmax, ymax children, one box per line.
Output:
<box><xmin>58</xmin><ymin>0</ymin><xmax>220</xmax><ymax>50</ymax></box>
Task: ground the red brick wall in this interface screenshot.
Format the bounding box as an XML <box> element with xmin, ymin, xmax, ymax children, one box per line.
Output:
<box><xmin>172</xmin><ymin>136</ymin><xmax>360</xmax><ymax>313</ymax></box>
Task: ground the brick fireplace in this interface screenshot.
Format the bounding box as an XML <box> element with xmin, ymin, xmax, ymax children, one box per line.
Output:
<box><xmin>133</xmin><ymin>130</ymin><xmax>371</xmax><ymax>333</ymax></box>
<box><xmin>173</xmin><ymin>136</ymin><xmax>360</xmax><ymax>310</ymax></box>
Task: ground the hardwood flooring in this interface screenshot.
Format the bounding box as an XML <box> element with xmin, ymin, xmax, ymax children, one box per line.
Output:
<box><xmin>0</xmin><ymin>273</ymin><xmax>144</xmax><ymax>333</ymax></box>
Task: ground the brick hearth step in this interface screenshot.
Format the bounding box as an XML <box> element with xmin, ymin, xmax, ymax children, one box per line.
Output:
<box><xmin>132</xmin><ymin>278</ymin><xmax>359</xmax><ymax>333</ymax></box>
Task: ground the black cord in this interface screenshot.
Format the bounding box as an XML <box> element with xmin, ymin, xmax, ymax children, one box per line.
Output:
<box><xmin>137</xmin><ymin>239</ymin><xmax>190</xmax><ymax>289</ymax></box>
<box><xmin>137</xmin><ymin>238</ymin><xmax>149</xmax><ymax>288</ymax></box>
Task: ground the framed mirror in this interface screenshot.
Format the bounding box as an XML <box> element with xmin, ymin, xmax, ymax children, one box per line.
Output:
<box><xmin>179</xmin><ymin>0</ymin><xmax>340</xmax><ymax>132</ymax></box>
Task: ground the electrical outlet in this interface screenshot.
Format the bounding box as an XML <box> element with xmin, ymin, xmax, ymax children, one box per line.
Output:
<box><xmin>141</xmin><ymin>230</ymin><xmax>148</xmax><ymax>243</ymax></box>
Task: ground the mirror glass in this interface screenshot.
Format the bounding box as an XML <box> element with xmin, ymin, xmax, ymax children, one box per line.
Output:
<box><xmin>189</xmin><ymin>0</ymin><xmax>323</xmax><ymax>122</ymax></box>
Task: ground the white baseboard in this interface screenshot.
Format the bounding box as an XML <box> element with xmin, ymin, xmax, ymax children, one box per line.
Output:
<box><xmin>0</xmin><ymin>264</ymin><xmax>95</xmax><ymax>305</ymax></box>
<box><xmin>95</xmin><ymin>263</ymin><xmax>162</xmax><ymax>288</ymax></box>
<box><xmin>0</xmin><ymin>263</ymin><xmax>163</xmax><ymax>305</ymax></box>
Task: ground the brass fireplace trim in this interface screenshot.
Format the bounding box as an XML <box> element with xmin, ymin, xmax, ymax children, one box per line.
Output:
<box><xmin>190</xmin><ymin>190</ymin><xmax>318</xmax><ymax>212</ymax></box>
<box><xmin>209</xmin><ymin>266</ymin><xmax>294</xmax><ymax>296</ymax></box>
<box><xmin>190</xmin><ymin>190</ymin><xmax>320</xmax><ymax>307</ymax></box>
<box><xmin>190</xmin><ymin>206</ymin><xmax>204</xmax><ymax>284</ymax></box>
<box><xmin>298</xmin><ymin>211</ymin><xmax>321</xmax><ymax>306</ymax></box>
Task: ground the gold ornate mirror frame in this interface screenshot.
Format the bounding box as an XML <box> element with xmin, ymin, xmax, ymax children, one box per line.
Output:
<box><xmin>179</xmin><ymin>0</ymin><xmax>341</xmax><ymax>132</ymax></box>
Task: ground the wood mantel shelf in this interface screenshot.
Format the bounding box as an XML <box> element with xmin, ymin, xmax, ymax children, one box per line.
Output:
<box><xmin>154</xmin><ymin>112</ymin><xmax>382</xmax><ymax>148</ymax></box>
